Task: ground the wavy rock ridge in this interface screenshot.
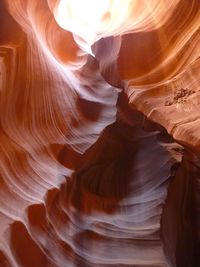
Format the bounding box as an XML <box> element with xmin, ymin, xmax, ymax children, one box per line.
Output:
<box><xmin>0</xmin><ymin>1</ymin><xmax>200</xmax><ymax>266</ymax></box>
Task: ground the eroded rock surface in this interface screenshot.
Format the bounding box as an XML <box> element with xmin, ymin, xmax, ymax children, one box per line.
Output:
<box><xmin>0</xmin><ymin>1</ymin><xmax>200</xmax><ymax>266</ymax></box>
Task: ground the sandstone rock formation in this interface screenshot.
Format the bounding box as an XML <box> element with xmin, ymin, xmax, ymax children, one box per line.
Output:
<box><xmin>0</xmin><ymin>1</ymin><xmax>199</xmax><ymax>266</ymax></box>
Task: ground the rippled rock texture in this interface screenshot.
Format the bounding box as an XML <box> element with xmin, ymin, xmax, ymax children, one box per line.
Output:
<box><xmin>0</xmin><ymin>1</ymin><xmax>200</xmax><ymax>266</ymax></box>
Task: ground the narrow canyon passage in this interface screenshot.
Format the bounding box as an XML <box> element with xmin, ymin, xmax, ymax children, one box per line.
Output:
<box><xmin>0</xmin><ymin>1</ymin><xmax>200</xmax><ymax>266</ymax></box>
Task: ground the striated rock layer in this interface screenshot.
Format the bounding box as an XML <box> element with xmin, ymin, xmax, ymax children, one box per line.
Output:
<box><xmin>0</xmin><ymin>0</ymin><xmax>200</xmax><ymax>266</ymax></box>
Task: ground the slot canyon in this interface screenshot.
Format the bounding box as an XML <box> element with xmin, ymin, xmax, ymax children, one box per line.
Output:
<box><xmin>0</xmin><ymin>0</ymin><xmax>200</xmax><ymax>266</ymax></box>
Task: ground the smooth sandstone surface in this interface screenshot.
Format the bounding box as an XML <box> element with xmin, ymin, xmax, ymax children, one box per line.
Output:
<box><xmin>0</xmin><ymin>1</ymin><xmax>200</xmax><ymax>266</ymax></box>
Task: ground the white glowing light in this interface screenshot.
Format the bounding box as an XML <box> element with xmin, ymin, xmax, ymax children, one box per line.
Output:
<box><xmin>55</xmin><ymin>0</ymin><xmax>132</xmax><ymax>51</ymax></box>
<box><xmin>55</xmin><ymin>0</ymin><xmax>180</xmax><ymax>53</ymax></box>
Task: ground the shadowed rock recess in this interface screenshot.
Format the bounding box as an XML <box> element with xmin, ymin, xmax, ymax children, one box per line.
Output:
<box><xmin>0</xmin><ymin>1</ymin><xmax>200</xmax><ymax>266</ymax></box>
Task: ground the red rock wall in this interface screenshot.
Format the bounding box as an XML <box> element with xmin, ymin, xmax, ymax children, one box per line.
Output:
<box><xmin>0</xmin><ymin>1</ymin><xmax>199</xmax><ymax>266</ymax></box>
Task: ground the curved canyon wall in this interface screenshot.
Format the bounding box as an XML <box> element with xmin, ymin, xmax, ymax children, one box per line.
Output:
<box><xmin>0</xmin><ymin>1</ymin><xmax>200</xmax><ymax>266</ymax></box>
